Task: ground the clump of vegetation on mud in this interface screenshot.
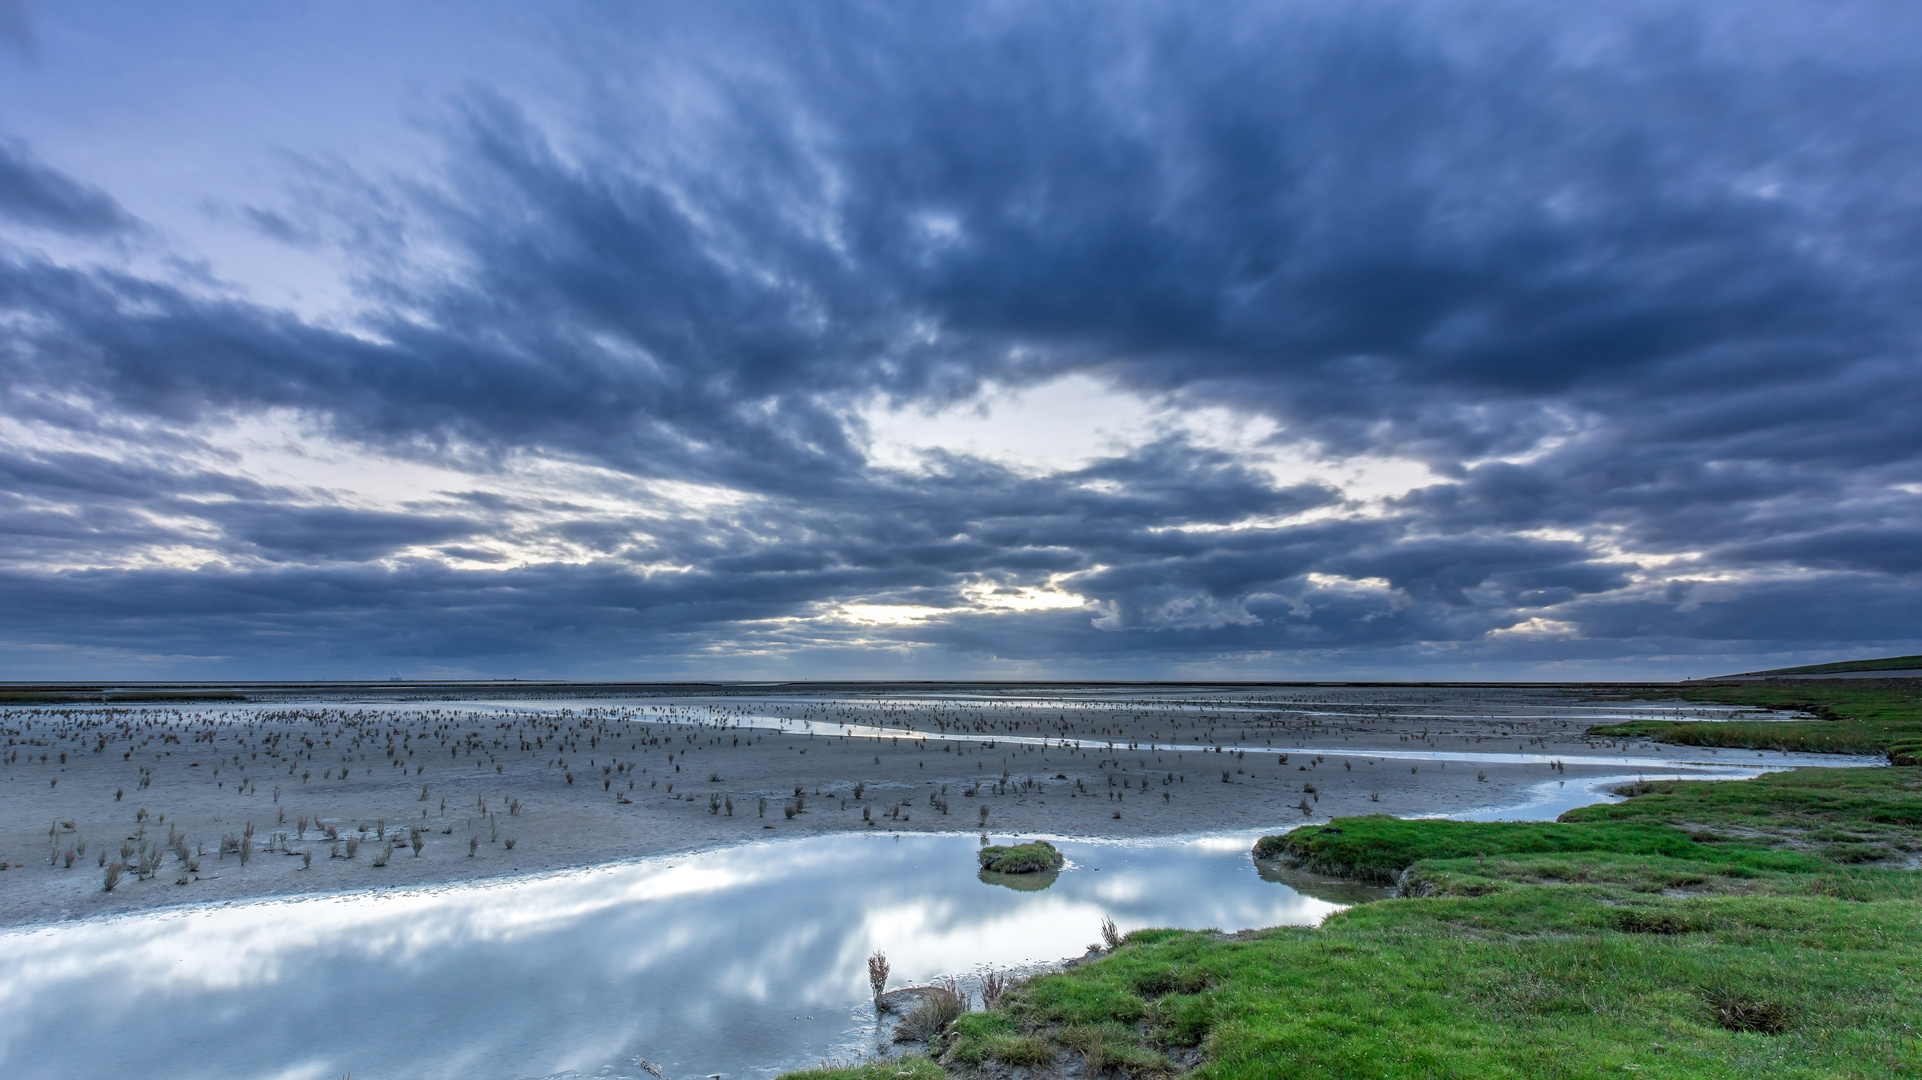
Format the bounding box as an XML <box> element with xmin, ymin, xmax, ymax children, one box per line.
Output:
<box><xmin>977</xmin><ymin>840</ymin><xmax>1065</xmax><ymax>874</ymax></box>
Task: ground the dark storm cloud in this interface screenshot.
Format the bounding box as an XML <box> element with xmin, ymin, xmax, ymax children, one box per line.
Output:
<box><xmin>0</xmin><ymin>138</ymin><xmax>134</xmax><ymax>235</ymax></box>
<box><xmin>2</xmin><ymin>0</ymin><xmax>1920</xmax><ymax>675</ymax></box>
<box><xmin>0</xmin><ymin>442</ymin><xmax>484</xmax><ymax>565</ymax></box>
<box><xmin>214</xmin><ymin>504</ymin><xmax>484</xmax><ymax>562</ymax></box>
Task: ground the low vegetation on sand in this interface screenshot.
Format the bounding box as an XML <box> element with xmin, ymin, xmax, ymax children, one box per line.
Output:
<box><xmin>784</xmin><ymin>685</ymin><xmax>1921</xmax><ymax>1079</ymax></box>
<box><xmin>977</xmin><ymin>840</ymin><xmax>1065</xmax><ymax>874</ymax></box>
<box><xmin>1591</xmin><ymin>679</ymin><xmax>1922</xmax><ymax>760</ymax></box>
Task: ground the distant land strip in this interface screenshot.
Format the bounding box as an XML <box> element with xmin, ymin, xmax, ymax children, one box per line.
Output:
<box><xmin>1716</xmin><ymin>654</ymin><xmax>1922</xmax><ymax>679</ymax></box>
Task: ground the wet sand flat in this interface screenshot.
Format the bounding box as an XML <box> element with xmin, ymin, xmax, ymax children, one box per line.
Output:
<box><xmin>0</xmin><ymin>683</ymin><xmax>1857</xmax><ymax>927</ymax></box>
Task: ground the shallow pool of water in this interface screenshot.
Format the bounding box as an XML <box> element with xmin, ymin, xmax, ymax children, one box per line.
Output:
<box><xmin>0</xmin><ymin>830</ymin><xmax>1353</xmax><ymax>1080</ymax></box>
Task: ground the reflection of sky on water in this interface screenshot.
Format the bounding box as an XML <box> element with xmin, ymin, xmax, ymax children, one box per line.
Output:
<box><xmin>1447</xmin><ymin>771</ymin><xmax>1776</xmax><ymax>823</ymax></box>
<box><xmin>0</xmin><ymin>832</ymin><xmax>1338</xmax><ymax>1080</ymax></box>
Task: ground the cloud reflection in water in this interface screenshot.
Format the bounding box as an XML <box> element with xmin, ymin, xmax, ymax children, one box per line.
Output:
<box><xmin>0</xmin><ymin>831</ymin><xmax>1336</xmax><ymax>1080</ymax></box>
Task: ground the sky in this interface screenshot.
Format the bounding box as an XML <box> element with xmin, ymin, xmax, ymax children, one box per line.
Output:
<box><xmin>1</xmin><ymin>0</ymin><xmax>1919</xmax><ymax>682</ymax></box>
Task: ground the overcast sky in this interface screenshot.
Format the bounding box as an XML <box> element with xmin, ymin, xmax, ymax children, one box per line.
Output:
<box><xmin>2</xmin><ymin>0</ymin><xmax>1918</xmax><ymax>681</ymax></box>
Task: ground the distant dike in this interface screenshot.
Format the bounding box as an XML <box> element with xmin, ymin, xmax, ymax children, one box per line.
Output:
<box><xmin>1707</xmin><ymin>653</ymin><xmax>1922</xmax><ymax>681</ymax></box>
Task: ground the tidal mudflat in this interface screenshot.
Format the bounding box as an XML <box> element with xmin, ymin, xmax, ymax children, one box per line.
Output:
<box><xmin>0</xmin><ymin>683</ymin><xmax>1877</xmax><ymax>1078</ymax></box>
<box><xmin>0</xmin><ymin>683</ymin><xmax>1854</xmax><ymax>926</ymax></box>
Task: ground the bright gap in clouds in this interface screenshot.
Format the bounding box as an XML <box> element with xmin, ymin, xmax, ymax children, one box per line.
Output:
<box><xmin>0</xmin><ymin>409</ymin><xmax>754</xmax><ymax>573</ymax></box>
<box><xmin>199</xmin><ymin>417</ymin><xmax>759</xmax><ymax>571</ymax></box>
<box><xmin>858</xmin><ymin>374</ymin><xmax>1443</xmax><ymax>508</ymax></box>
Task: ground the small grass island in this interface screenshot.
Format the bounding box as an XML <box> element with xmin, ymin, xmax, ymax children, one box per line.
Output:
<box><xmin>976</xmin><ymin>840</ymin><xmax>1065</xmax><ymax>874</ymax></box>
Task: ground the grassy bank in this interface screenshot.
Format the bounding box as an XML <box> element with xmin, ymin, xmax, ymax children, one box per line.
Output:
<box><xmin>777</xmin><ymin>686</ymin><xmax>1922</xmax><ymax>1080</ymax></box>
<box><xmin>1591</xmin><ymin>680</ymin><xmax>1922</xmax><ymax>760</ymax></box>
<box><xmin>783</xmin><ymin>765</ymin><xmax>1921</xmax><ymax>1079</ymax></box>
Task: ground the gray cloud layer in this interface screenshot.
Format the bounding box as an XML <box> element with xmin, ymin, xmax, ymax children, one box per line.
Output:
<box><xmin>2</xmin><ymin>1</ymin><xmax>1919</xmax><ymax>678</ymax></box>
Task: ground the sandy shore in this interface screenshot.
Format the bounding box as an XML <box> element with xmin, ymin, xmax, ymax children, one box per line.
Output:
<box><xmin>0</xmin><ymin>684</ymin><xmax>1815</xmax><ymax>927</ymax></box>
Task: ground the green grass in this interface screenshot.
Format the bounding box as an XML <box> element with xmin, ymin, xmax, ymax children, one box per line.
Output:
<box><xmin>939</xmin><ymin>766</ymin><xmax>1922</xmax><ymax>1078</ymax></box>
<box><xmin>950</xmin><ymin>888</ymin><xmax>1921</xmax><ymax>1078</ymax></box>
<box><xmin>978</xmin><ymin>840</ymin><xmax>1065</xmax><ymax>874</ymax></box>
<box><xmin>1265</xmin><ymin>816</ymin><xmax>1831</xmax><ymax>885</ymax></box>
<box><xmin>1592</xmin><ymin>681</ymin><xmax>1922</xmax><ymax>761</ymax></box>
<box><xmin>1274</xmin><ymin>767</ymin><xmax>1922</xmax><ymax>885</ymax></box>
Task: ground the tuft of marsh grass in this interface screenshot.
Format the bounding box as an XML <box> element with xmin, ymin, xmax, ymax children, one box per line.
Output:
<box><xmin>979</xmin><ymin>969</ymin><xmax>1009</xmax><ymax>1010</ymax></box>
<box><xmin>1704</xmin><ymin>987</ymin><xmax>1792</xmax><ymax>1034</ymax></box>
<box><xmin>773</xmin><ymin>1057</ymin><xmax>944</xmax><ymax>1080</ymax></box>
<box><xmin>867</xmin><ymin>950</ymin><xmax>890</xmax><ymax>1008</ymax></box>
<box><xmin>893</xmin><ymin>984</ymin><xmax>963</xmax><ymax>1044</ymax></box>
